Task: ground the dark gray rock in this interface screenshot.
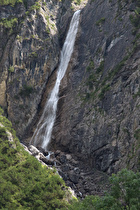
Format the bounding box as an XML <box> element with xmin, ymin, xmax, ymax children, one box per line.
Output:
<box><xmin>39</xmin><ymin>153</ymin><xmax>54</xmax><ymax>166</ymax></box>
<box><xmin>74</xmin><ymin>167</ymin><xmax>80</xmax><ymax>174</ymax></box>
<box><xmin>58</xmin><ymin>170</ymin><xmax>69</xmax><ymax>181</ymax></box>
<box><xmin>68</xmin><ymin>171</ymin><xmax>79</xmax><ymax>184</ymax></box>
<box><xmin>37</xmin><ymin>146</ymin><xmax>48</xmax><ymax>156</ymax></box>
<box><xmin>60</xmin><ymin>154</ymin><xmax>67</xmax><ymax>164</ymax></box>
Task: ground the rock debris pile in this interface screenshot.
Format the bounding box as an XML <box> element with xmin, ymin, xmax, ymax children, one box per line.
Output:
<box><xmin>21</xmin><ymin>144</ymin><xmax>110</xmax><ymax>197</ymax></box>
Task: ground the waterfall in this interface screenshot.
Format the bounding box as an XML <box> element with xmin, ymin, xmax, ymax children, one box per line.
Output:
<box><xmin>30</xmin><ymin>10</ymin><xmax>81</xmax><ymax>151</ymax></box>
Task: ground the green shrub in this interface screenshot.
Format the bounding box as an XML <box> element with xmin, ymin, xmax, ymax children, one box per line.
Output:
<box><xmin>101</xmin><ymin>55</ymin><xmax>129</xmax><ymax>87</ymax></box>
<box><xmin>96</xmin><ymin>60</ymin><xmax>104</xmax><ymax>74</ymax></box>
<box><xmin>19</xmin><ymin>85</ymin><xmax>34</xmax><ymax>97</ymax></box>
<box><xmin>86</xmin><ymin>60</ymin><xmax>94</xmax><ymax>72</ymax></box>
<box><xmin>134</xmin><ymin>129</ymin><xmax>140</xmax><ymax>140</ymax></box>
<box><xmin>98</xmin><ymin>84</ymin><xmax>110</xmax><ymax>99</ymax></box>
<box><xmin>129</xmin><ymin>4</ymin><xmax>140</xmax><ymax>31</ymax></box>
<box><xmin>96</xmin><ymin>17</ymin><xmax>105</xmax><ymax>26</ymax></box>
<box><xmin>29</xmin><ymin>50</ymin><xmax>38</xmax><ymax>58</ymax></box>
<box><xmin>75</xmin><ymin>0</ymin><xmax>81</xmax><ymax>5</ymax></box>
<box><xmin>8</xmin><ymin>65</ymin><xmax>14</xmax><ymax>72</ymax></box>
<box><xmin>0</xmin><ymin>107</ymin><xmax>4</xmax><ymax>115</ymax></box>
<box><xmin>30</xmin><ymin>1</ymin><xmax>40</xmax><ymax>11</ymax></box>
<box><xmin>130</xmin><ymin>14</ymin><xmax>140</xmax><ymax>29</ymax></box>
<box><xmin>0</xmin><ymin>0</ymin><xmax>22</xmax><ymax>6</ymax></box>
<box><xmin>0</xmin><ymin>109</ymin><xmax>70</xmax><ymax>209</ymax></box>
<box><xmin>0</xmin><ymin>18</ymin><xmax>18</xmax><ymax>30</ymax></box>
<box><xmin>0</xmin><ymin>127</ymin><xmax>7</xmax><ymax>137</ymax></box>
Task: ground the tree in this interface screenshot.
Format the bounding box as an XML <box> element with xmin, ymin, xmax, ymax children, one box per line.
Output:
<box><xmin>110</xmin><ymin>169</ymin><xmax>140</xmax><ymax>210</ymax></box>
<box><xmin>69</xmin><ymin>169</ymin><xmax>140</xmax><ymax>210</ymax></box>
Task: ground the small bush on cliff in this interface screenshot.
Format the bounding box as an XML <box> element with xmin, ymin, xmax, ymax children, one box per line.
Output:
<box><xmin>0</xmin><ymin>18</ymin><xmax>18</xmax><ymax>29</ymax></box>
<box><xmin>129</xmin><ymin>0</ymin><xmax>140</xmax><ymax>33</ymax></box>
<box><xmin>96</xmin><ymin>17</ymin><xmax>105</xmax><ymax>26</ymax></box>
<box><xmin>8</xmin><ymin>65</ymin><xmax>14</xmax><ymax>72</ymax></box>
<box><xmin>19</xmin><ymin>85</ymin><xmax>34</xmax><ymax>97</ymax></box>
<box><xmin>69</xmin><ymin>169</ymin><xmax>140</xmax><ymax>210</ymax></box>
<box><xmin>134</xmin><ymin>128</ymin><xmax>140</xmax><ymax>140</ymax></box>
<box><xmin>0</xmin><ymin>0</ymin><xmax>22</xmax><ymax>6</ymax></box>
<box><xmin>0</xmin><ymin>109</ymin><xmax>70</xmax><ymax>209</ymax></box>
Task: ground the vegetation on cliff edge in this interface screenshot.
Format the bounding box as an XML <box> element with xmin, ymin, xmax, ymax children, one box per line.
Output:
<box><xmin>0</xmin><ymin>107</ymin><xmax>71</xmax><ymax>209</ymax></box>
<box><xmin>70</xmin><ymin>169</ymin><xmax>140</xmax><ymax>210</ymax></box>
<box><xmin>0</xmin><ymin>0</ymin><xmax>22</xmax><ymax>6</ymax></box>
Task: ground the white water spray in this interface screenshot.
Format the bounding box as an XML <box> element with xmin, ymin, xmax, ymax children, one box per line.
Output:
<box><xmin>30</xmin><ymin>10</ymin><xmax>81</xmax><ymax>151</ymax></box>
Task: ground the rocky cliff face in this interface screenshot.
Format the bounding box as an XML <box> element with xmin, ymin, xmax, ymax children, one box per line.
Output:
<box><xmin>0</xmin><ymin>0</ymin><xmax>85</xmax><ymax>140</ymax></box>
<box><xmin>0</xmin><ymin>0</ymin><xmax>140</xmax><ymax>197</ymax></box>
<box><xmin>52</xmin><ymin>0</ymin><xmax>140</xmax><ymax>174</ymax></box>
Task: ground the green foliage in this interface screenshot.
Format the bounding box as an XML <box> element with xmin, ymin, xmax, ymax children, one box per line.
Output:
<box><xmin>86</xmin><ymin>74</ymin><xmax>97</xmax><ymax>90</ymax></box>
<box><xmin>30</xmin><ymin>1</ymin><xmax>40</xmax><ymax>11</ymax></box>
<box><xmin>84</xmin><ymin>54</ymin><xmax>130</xmax><ymax>102</ymax></box>
<box><xmin>108</xmin><ymin>55</ymin><xmax>128</xmax><ymax>79</ymax></box>
<box><xmin>0</xmin><ymin>109</ymin><xmax>69</xmax><ymax>209</ymax></box>
<box><xmin>29</xmin><ymin>51</ymin><xmax>38</xmax><ymax>58</ymax></box>
<box><xmin>19</xmin><ymin>85</ymin><xmax>34</xmax><ymax>97</ymax></box>
<box><xmin>0</xmin><ymin>112</ymin><xmax>16</xmax><ymax>137</ymax></box>
<box><xmin>101</xmin><ymin>55</ymin><xmax>129</xmax><ymax>87</ymax></box>
<box><xmin>134</xmin><ymin>129</ymin><xmax>140</xmax><ymax>140</ymax></box>
<box><xmin>129</xmin><ymin>13</ymin><xmax>140</xmax><ymax>29</ymax></box>
<box><xmin>70</xmin><ymin>169</ymin><xmax>140</xmax><ymax>210</ymax></box>
<box><xmin>0</xmin><ymin>107</ymin><xmax>4</xmax><ymax>115</ymax></box>
<box><xmin>129</xmin><ymin>0</ymin><xmax>140</xmax><ymax>32</ymax></box>
<box><xmin>84</xmin><ymin>60</ymin><xmax>105</xmax><ymax>101</ymax></box>
<box><xmin>75</xmin><ymin>0</ymin><xmax>81</xmax><ymax>5</ymax></box>
<box><xmin>0</xmin><ymin>0</ymin><xmax>22</xmax><ymax>6</ymax></box>
<box><xmin>46</xmin><ymin>26</ymin><xmax>50</xmax><ymax>34</ymax></box>
<box><xmin>86</xmin><ymin>60</ymin><xmax>94</xmax><ymax>72</ymax></box>
<box><xmin>110</xmin><ymin>169</ymin><xmax>140</xmax><ymax>209</ymax></box>
<box><xmin>86</xmin><ymin>60</ymin><xmax>104</xmax><ymax>91</ymax></box>
<box><xmin>98</xmin><ymin>84</ymin><xmax>110</xmax><ymax>99</ymax></box>
<box><xmin>0</xmin><ymin>18</ymin><xmax>18</xmax><ymax>29</ymax></box>
<box><xmin>96</xmin><ymin>60</ymin><xmax>104</xmax><ymax>74</ymax></box>
<box><xmin>96</xmin><ymin>17</ymin><xmax>105</xmax><ymax>26</ymax></box>
<box><xmin>0</xmin><ymin>126</ymin><xmax>7</xmax><ymax>137</ymax></box>
<box><xmin>45</xmin><ymin>15</ymin><xmax>50</xmax><ymax>24</ymax></box>
<box><xmin>8</xmin><ymin>65</ymin><xmax>14</xmax><ymax>72</ymax></box>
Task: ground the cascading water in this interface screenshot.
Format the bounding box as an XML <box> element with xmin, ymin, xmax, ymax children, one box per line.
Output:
<box><xmin>30</xmin><ymin>10</ymin><xmax>81</xmax><ymax>152</ymax></box>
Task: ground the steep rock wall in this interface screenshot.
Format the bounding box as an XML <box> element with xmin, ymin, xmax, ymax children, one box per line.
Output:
<box><xmin>52</xmin><ymin>0</ymin><xmax>140</xmax><ymax>174</ymax></box>
<box><xmin>0</xmin><ymin>0</ymin><xmax>85</xmax><ymax>140</ymax></box>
